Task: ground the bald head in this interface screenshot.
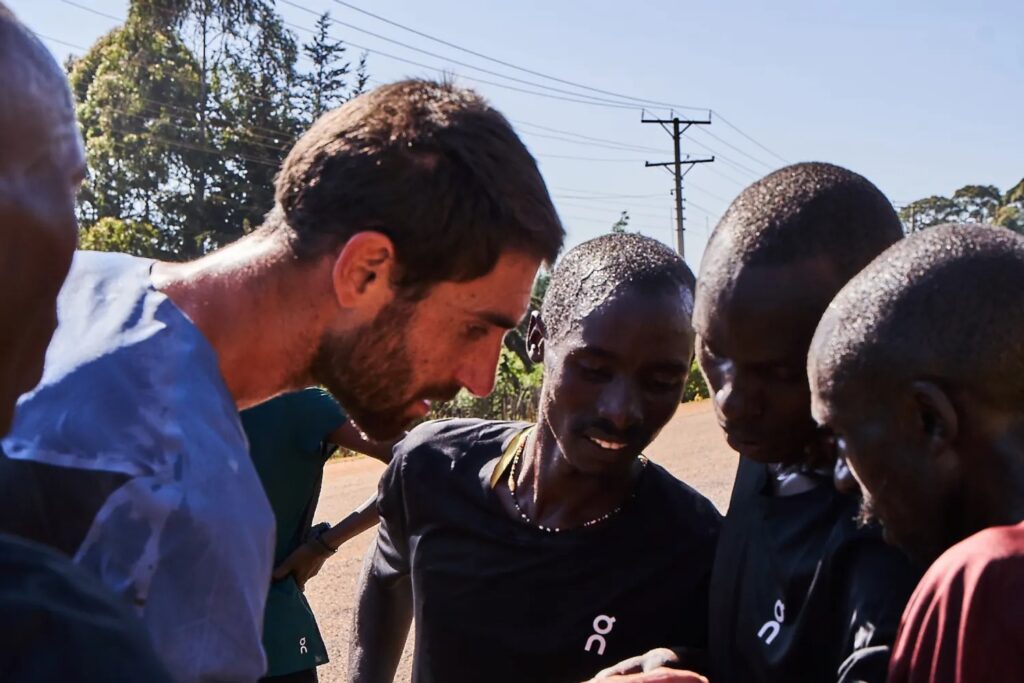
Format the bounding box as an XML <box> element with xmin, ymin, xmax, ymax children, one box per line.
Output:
<box><xmin>0</xmin><ymin>3</ymin><xmax>84</xmax><ymax>435</ymax></box>
<box><xmin>696</xmin><ymin>162</ymin><xmax>903</xmax><ymax>314</ymax></box>
<box><xmin>541</xmin><ymin>232</ymin><xmax>695</xmax><ymax>341</ymax></box>
<box><xmin>812</xmin><ymin>224</ymin><xmax>1024</xmax><ymax>405</ymax></box>
<box><xmin>810</xmin><ymin>224</ymin><xmax>1024</xmax><ymax>562</ymax></box>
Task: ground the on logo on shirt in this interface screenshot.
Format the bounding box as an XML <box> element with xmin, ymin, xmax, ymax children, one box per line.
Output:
<box><xmin>757</xmin><ymin>599</ymin><xmax>786</xmax><ymax>645</ymax></box>
<box><xmin>584</xmin><ymin>615</ymin><xmax>617</xmax><ymax>656</ymax></box>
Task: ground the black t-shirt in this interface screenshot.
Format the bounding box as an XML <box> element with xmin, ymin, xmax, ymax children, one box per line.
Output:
<box><xmin>372</xmin><ymin>419</ymin><xmax>722</xmax><ymax>683</ymax></box>
<box><xmin>708</xmin><ymin>457</ymin><xmax>922</xmax><ymax>683</ymax></box>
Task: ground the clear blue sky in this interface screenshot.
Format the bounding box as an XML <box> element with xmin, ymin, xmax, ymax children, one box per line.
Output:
<box><xmin>12</xmin><ymin>0</ymin><xmax>1023</xmax><ymax>267</ymax></box>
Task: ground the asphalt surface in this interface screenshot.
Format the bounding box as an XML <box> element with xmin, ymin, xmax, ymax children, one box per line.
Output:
<box><xmin>304</xmin><ymin>399</ymin><xmax>737</xmax><ymax>682</ymax></box>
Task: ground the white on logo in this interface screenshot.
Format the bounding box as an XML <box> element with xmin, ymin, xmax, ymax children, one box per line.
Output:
<box><xmin>757</xmin><ymin>600</ymin><xmax>786</xmax><ymax>645</ymax></box>
<box><xmin>299</xmin><ymin>636</ymin><xmax>308</xmax><ymax>654</ymax></box>
<box><xmin>584</xmin><ymin>615</ymin><xmax>616</xmax><ymax>656</ymax></box>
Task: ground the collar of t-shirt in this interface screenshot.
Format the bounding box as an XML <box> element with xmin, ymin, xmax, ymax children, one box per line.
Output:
<box><xmin>767</xmin><ymin>462</ymin><xmax>832</xmax><ymax>497</ymax></box>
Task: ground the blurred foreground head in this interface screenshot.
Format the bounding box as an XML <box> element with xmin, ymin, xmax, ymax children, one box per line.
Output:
<box><xmin>0</xmin><ymin>3</ymin><xmax>86</xmax><ymax>434</ymax></box>
<box><xmin>811</xmin><ymin>224</ymin><xmax>1024</xmax><ymax>563</ymax></box>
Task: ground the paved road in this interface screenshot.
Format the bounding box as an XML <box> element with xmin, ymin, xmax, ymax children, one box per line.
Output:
<box><xmin>304</xmin><ymin>399</ymin><xmax>736</xmax><ymax>682</ymax></box>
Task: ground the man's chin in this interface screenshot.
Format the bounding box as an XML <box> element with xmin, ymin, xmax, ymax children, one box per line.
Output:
<box><xmin>347</xmin><ymin>402</ymin><xmax>427</xmax><ymax>441</ymax></box>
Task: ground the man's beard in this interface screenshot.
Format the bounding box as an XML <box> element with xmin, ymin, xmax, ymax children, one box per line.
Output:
<box><xmin>310</xmin><ymin>296</ymin><xmax>458</xmax><ymax>440</ymax></box>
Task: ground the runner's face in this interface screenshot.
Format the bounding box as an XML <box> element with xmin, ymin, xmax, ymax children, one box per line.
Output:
<box><xmin>0</xmin><ymin>101</ymin><xmax>85</xmax><ymax>434</ymax></box>
<box><xmin>813</xmin><ymin>380</ymin><xmax>964</xmax><ymax>565</ymax></box>
<box><xmin>695</xmin><ymin>260</ymin><xmax>837</xmax><ymax>465</ymax></box>
<box><xmin>313</xmin><ymin>249</ymin><xmax>540</xmax><ymax>439</ymax></box>
<box><xmin>540</xmin><ymin>285</ymin><xmax>693</xmax><ymax>477</ymax></box>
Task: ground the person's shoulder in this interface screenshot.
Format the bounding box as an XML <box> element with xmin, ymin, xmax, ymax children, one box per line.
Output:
<box><xmin>396</xmin><ymin>418</ymin><xmax>526</xmax><ymax>465</ymax></box>
<box><xmin>923</xmin><ymin>522</ymin><xmax>1024</xmax><ymax>593</ymax></box>
<box><xmin>641</xmin><ymin>461</ymin><xmax>723</xmax><ymax>534</ymax></box>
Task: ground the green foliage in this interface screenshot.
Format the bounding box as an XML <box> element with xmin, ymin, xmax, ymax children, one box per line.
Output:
<box><xmin>299</xmin><ymin>12</ymin><xmax>368</xmax><ymax>124</ymax></box>
<box><xmin>683</xmin><ymin>358</ymin><xmax>709</xmax><ymax>402</ymax></box>
<box><xmin>611</xmin><ymin>210</ymin><xmax>630</xmax><ymax>233</ymax></box>
<box><xmin>79</xmin><ymin>217</ymin><xmax>164</xmax><ymax>257</ymax></box>
<box><xmin>70</xmin><ymin>0</ymin><xmax>370</xmax><ymax>258</ymax></box>
<box><xmin>429</xmin><ymin>348</ymin><xmax>544</xmax><ymax>422</ymax></box>
<box><xmin>900</xmin><ymin>179</ymin><xmax>1024</xmax><ymax>234</ymax></box>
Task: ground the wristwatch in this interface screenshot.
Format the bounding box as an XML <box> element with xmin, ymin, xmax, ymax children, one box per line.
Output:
<box><xmin>307</xmin><ymin>522</ymin><xmax>336</xmax><ymax>556</ymax></box>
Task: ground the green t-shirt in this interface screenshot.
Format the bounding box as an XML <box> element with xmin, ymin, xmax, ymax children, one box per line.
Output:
<box><xmin>242</xmin><ymin>387</ymin><xmax>346</xmax><ymax>677</ymax></box>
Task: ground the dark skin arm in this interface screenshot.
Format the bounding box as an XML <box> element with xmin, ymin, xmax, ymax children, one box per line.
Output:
<box><xmin>348</xmin><ymin>540</ymin><xmax>413</xmax><ymax>683</ymax></box>
<box><xmin>271</xmin><ymin>493</ymin><xmax>379</xmax><ymax>590</ymax></box>
<box><xmin>328</xmin><ymin>422</ymin><xmax>397</xmax><ymax>464</ymax></box>
<box><xmin>272</xmin><ymin>426</ymin><xmax>400</xmax><ymax>587</ymax></box>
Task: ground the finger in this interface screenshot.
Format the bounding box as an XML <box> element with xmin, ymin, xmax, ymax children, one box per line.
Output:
<box><xmin>597</xmin><ymin>670</ymin><xmax>707</xmax><ymax>683</ymax></box>
<box><xmin>272</xmin><ymin>562</ymin><xmax>292</xmax><ymax>580</ymax></box>
<box><xmin>593</xmin><ymin>660</ymin><xmax>644</xmax><ymax>678</ymax></box>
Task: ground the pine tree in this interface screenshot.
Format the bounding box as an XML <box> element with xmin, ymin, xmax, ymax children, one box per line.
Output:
<box><xmin>299</xmin><ymin>12</ymin><xmax>351</xmax><ymax>123</ymax></box>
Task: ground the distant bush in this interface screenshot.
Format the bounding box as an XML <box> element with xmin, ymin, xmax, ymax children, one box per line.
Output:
<box><xmin>429</xmin><ymin>347</ymin><xmax>543</xmax><ymax>423</ymax></box>
<box><xmin>683</xmin><ymin>358</ymin><xmax>709</xmax><ymax>402</ymax></box>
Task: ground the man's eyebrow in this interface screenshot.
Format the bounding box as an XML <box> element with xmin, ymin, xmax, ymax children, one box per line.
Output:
<box><xmin>474</xmin><ymin>310</ymin><xmax>521</xmax><ymax>330</ymax></box>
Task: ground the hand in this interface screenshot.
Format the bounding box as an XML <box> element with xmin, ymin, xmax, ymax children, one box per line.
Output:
<box><xmin>592</xmin><ymin>648</ymin><xmax>682</xmax><ymax>678</ymax></box>
<box><xmin>272</xmin><ymin>540</ymin><xmax>330</xmax><ymax>591</ymax></box>
<box><xmin>589</xmin><ymin>669</ymin><xmax>707</xmax><ymax>683</ymax></box>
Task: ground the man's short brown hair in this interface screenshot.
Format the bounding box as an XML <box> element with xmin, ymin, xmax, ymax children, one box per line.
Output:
<box><xmin>273</xmin><ymin>79</ymin><xmax>564</xmax><ymax>290</ymax></box>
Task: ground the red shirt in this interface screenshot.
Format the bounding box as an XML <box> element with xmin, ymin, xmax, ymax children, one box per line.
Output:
<box><xmin>888</xmin><ymin>521</ymin><xmax>1024</xmax><ymax>683</ymax></box>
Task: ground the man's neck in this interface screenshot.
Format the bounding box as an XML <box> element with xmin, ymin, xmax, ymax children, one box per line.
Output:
<box><xmin>150</xmin><ymin>233</ymin><xmax>326</xmax><ymax>409</ymax></box>
<box><xmin>514</xmin><ymin>422</ymin><xmax>642</xmax><ymax>531</ymax></box>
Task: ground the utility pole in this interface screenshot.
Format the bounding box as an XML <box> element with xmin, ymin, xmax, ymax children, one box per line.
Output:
<box><xmin>643</xmin><ymin>111</ymin><xmax>714</xmax><ymax>261</ymax></box>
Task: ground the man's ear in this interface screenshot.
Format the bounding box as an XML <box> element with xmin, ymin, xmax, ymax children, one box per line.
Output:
<box><xmin>526</xmin><ymin>311</ymin><xmax>546</xmax><ymax>363</ymax></box>
<box><xmin>912</xmin><ymin>380</ymin><xmax>959</xmax><ymax>452</ymax></box>
<box><xmin>331</xmin><ymin>231</ymin><xmax>396</xmax><ymax>309</ymax></box>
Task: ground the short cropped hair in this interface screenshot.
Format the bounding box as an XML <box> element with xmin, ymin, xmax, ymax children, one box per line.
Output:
<box><xmin>273</xmin><ymin>79</ymin><xmax>564</xmax><ymax>291</ymax></box>
<box><xmin>811</xmin><ymin>224</ymin><xmax>1024</xmax><ymax>405</ymax></box>
<box><xmin>697</xmin><ymin>162</ymin><xmax>903</xmax><ymax>300</ymax></box>
<box><xmin>541</xmin><ymin>232</ymin><xmax>695</xmax><ymax>340</ymax></box>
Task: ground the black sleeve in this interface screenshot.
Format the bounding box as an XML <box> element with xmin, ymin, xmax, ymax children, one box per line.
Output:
<box><xmin>372</xmin><ymin>438</ymin><xmax>411</xmax><ymax>582</ymax></box>
<box><xmin>834</xmin><ymin>537</ymin><xmax>921</xmax><ymax>683</ymax></box>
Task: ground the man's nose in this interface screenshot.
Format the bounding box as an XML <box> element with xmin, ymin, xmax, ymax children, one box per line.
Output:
<box><xmin>716</xmin><ymin>372</ymin><xmax>762</xmax><ymax>421</ymax></box>
<box><xmin>597</xmin><ymin>378</ymin><xmax>642</xmax><ymax>432</ymax></box>
<box><xmin>454</xmin><ymin>342</ymin><xmax>501</xmax><ymax>398</ymax></box>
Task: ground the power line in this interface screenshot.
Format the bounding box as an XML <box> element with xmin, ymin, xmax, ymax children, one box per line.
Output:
<box><xmin>329</xmin><ymin>0</ymin><xmax>709</xmax><ymax>112</ymax></box>
<box><xmin>32</xmin><ymin>30</ymin><xmax>88</xmax><ymax>52</ymax></box>
<box><xmin>692</xmin><ymin>125</ymin><xmax>775</xmax><ymax>171</ymax></box>
<box><xmin>519</xmin><ymin>130</ymin><xmax>662</xmax><ymax>154</ymax></box>
<box><xmin>711</xmin><ymin>110</ymin><xmax>789</xmax><ymax>165</ymax></box>
<box><xmin>279</xmin><ymin>0</ymin><xmax>659</xmax><ymax>111</ymax></box>
<box><xmin>514</xmin><ymin>120</ymin><xmax>663</xmax><ymax>154</ymax></box>
<box><xmin>535</xmin><ymin>153</ymin><xmax>646</xmax><ymax>163</ymax></box>
<box><xmin>53</xmin><ymin>0</ymin><xmax>789</xmax><ymax>177</ymax></box>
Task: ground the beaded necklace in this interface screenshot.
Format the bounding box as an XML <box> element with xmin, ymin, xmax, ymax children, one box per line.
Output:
<box><xmin>506</xmin><ymin>433</ymin><xmax>648</xmax><ymax>533</ymax></box>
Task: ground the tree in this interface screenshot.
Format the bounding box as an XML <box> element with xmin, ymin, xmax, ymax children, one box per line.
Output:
<box><xmin>995</xmin><ymin>179</ymin><xmax>1024</xmax><ymax>233</ymax></box>
<box><xmin>215</xmin><ymin>4</ymin><xmax>300</xmax><ymax>241</ymax></box>
<box><xmin>69</xmin><ymin>17</ymin><xmax>203</xmax><ymax>256</ymax></box>
<box><xmin>69</xmin><ymin>0</ymin><xmax>371</xmax><ymax>258</ymax></box>
<box><xmin>297</xmin><ymin>12</ymin><xmax>368</xmax><ymax>124</ymax></box>
<box><xmin>900</xmin><ymin>180</ymin><xmax>1024</xmax><ymax>234</ymax></box>
<box><xmin>79</xmin><ymin>217</ymin><xmax>165</xmax><ymax>258</ymax></box>
<box><xmin>611</xmin><ymin>210</ymin><xmax>630</xmax><ymax>233</ymax></box>
<box><xmin>899</xmin><ymin>195</ymin><xmax>958</xmax><ymax>232</ymax></box>
<box><xmin>951</xmin><ymin>185</ymin><xmax>1001</xmax><ymax>223</ymax></box>
<box><xmin>683</xmin><ymin>359</ymin><xmax>710</xmax><ymax>402</ymax></box>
